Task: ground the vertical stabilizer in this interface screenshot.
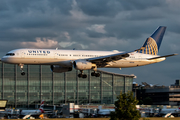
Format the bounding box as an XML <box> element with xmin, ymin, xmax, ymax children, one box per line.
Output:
<box><xmin>138</xmin><ymin>26</ymin><xmax>166</xmax><ymax>55</ymax></box>
<box><xmin>39</xmin><ymin>100</ymin><xmax>44</xmax><ymax>113</ymax></box>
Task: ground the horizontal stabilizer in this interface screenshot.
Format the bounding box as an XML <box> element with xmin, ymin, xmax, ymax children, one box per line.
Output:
<box><xmin>148</xmin><ymin>53</ymin><xmax>178</xmax><ymax>60</ymax></box>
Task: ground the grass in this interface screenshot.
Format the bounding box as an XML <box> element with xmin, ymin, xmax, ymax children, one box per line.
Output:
<box><xmin>51</xmin><ymin>118</ymin><xmax>178</xmax><ymax>120</ymax></box>
<box><xmin>140</xmin><ymin>118</ymin><xmax>179</xmax><ymax>120</ymax></box>
<box><xmin>58</xmin><ymin>118</ymin><xmax>178</xmax><ymax>120</ymax></box>
<box><xmin>7</xmin><ymin>118</ymin><xmax>180</xmax><ymax>120</ymax></box>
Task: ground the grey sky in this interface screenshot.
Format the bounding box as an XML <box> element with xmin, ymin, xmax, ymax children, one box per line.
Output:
<box><xmin>0</xmin><ymin>0</ymin><xmax>179</xmax><ymax>86</ymax></box>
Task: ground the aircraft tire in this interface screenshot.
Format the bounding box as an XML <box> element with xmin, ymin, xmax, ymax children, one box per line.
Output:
<box><xmin>91</xmin><ymin>72</ymin><xmax>96</xmax><ymax>76</ymax></box>
<box><xmin>82</xmin><ymin>74</ymin><xmax>87</xmax><ymax>78</ymax></box>
<box><xmin>95</xmin><ymin>73</ymin><xmax>100</xmax><ymax>77</ymax></box>
<box><xmin>21</xmin><ymin>72</ymin><xmax>25</xmax><ymax>76</ymax></box>
<box><xmin>78</xmin><ymin>74</ymin><xmax>82</xmax><ymax>78</ymax></box>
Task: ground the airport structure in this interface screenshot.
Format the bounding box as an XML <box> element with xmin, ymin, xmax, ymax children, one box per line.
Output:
<box><xmin>0</xmin><ymin>61</ymin><xmax>135</xmax><ymax>108</ymax></box>
<box><xmin>135</xmin><ymin>80</ymin><xmax>180</xmax><ymax>105</ymax></box>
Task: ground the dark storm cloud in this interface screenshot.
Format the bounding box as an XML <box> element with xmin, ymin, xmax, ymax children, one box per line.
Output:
<box><xmin>76</xmin><ymin>0</ymin><xmax>164</xmax><ymax>17</ymax></box>
<box><xmin>76</xmin><ymin>0</ymin><xmax>121</xmax><ymax>17</ymax></box>
<box><xmin>0</xmin><ymin>1</ymin><xmax>8</xmax><ymax>11</ymax></box>
<box><xmin>119</xmin><ymin>0</ymin><xmax>164</xmax><ymax>11</ymax></box>
<box><xmin>76</xmin><ymin>0</ymin><xmax>165</xmax><ymax>18</ymax></box>
<box><xmin>0</xmin><ymin>0</ymin><xmax>179</xmax><ymax>85</ymax></box>
<box><xmin>0</xmin><ymin>0</ymin><xmax>74</xmax><ymax>42</ymax></box>
<box><xmin>48</xmin><ymin>0</ymin><xmax>73</xmax><ymax>15</ymax></box>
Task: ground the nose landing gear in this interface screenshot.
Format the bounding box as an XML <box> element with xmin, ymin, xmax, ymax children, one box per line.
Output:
<box><xmin>78</xmin><ymin>70</ymin><xmax>87</xmax><ymax>78</ymax></box>
<box><xmin>19</xmin><ymin>64</ymin><xmax>25</xmax><ymax>76</ymax></box>
<box><xmin>21</xmin><ymin>72</ymin><xmax>25</xmax><ymax>76</ymax></box>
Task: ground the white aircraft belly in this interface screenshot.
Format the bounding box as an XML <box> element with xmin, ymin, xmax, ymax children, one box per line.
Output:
<box><xmin>105</xmin><ymin>60</ymin><xmax>152</xmax><ymax>68</ymax></box>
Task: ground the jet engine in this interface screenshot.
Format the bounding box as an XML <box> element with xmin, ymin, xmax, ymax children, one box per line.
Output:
<box><xmin>50</xmin><ymin>65</ymin><xmax>72</xmax><ymax>73</ymax></box>
<box><xmin>73</xmin><ymin>60</ymin><xmax>96</xmax><ymax>70</ymax></box>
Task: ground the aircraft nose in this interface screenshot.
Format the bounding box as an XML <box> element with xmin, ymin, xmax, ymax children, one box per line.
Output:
<box><xmin>1</xmin><ymin>56</ymin><xmax>7</xmax><ymax>63</ymax></box>
<box><xmin>1</xmin><ymin>57</ymin><xmax>5</xmax><ymax>62</ymax></box>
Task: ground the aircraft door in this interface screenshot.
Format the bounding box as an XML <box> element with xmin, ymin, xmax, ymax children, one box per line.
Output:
<box><xmin>21</xmin><ymin>51</ymin><xmax>25</xmax><ymax>58</ymax></box>
<box><xmin>54</xmin><ymin>53</ymin><xmax>58</xmax><ymax>59</ymax></box>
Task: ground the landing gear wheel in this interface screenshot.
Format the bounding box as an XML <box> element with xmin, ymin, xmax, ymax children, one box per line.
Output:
<box><xmin>91</xmin><ymin>72</ymin><xmax>96</xmax><ymax>76</ymax></box>
<box><xmin>91</xmin><ymin>72</ymin><xmax>100</xmax><ymax>77</ymax></box>
<box><xmin>21</xmin><ymin>72</ymin><xmax>25</xmax><ymax>76</ymax></box>
<box><xmin>95</xmin><ymin>73</ymin><xmax>100</xmax><ymax>77</ymax></box>
<box><xmin>82</xmin><ymin>74</ymin><xmax>87</xmax><ymax>78</ymax></box>
<box><xmin>78</xmin><ymin>70</ymin><xmax>87</xmax><ymax>78</ymax></box>
<box><xmin>78</xmin><ymin>74</ymin><xmax>87</xmax><ymax>78</ymax></box>
<box><xmin>78</xmin><ymin>74</ymin><xmax>83</xmax><ymax>78</ymax></box>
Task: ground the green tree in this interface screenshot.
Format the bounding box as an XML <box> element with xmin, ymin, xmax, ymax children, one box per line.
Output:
<box><xmin>110</xmin><ymin>91</ymin><xmax>141</xmax><ymax>120</ymax></box>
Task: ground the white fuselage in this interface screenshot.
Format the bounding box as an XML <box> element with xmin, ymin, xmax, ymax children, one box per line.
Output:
<box><xmin>98</xmin><ymin>109</ymin><xmax>115</xmax><ymax>116</ymax></box>
<box><xmin>1</xmin><ymin>49</ymin><xmax>166</xmax><ymax>68</ymax></box>
<box><xmin>20</xmin><ymin>109</ymin><xmax>42</xmax><ymax>116</ymax></box>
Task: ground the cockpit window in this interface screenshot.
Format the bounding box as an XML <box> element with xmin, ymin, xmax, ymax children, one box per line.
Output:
<box><xmin>6</xmin><ymin>53</ymin><xmax>15</xmax><ymax>56</ymax></box>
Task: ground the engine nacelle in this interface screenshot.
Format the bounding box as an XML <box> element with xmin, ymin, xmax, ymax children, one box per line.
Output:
<box><xmin>50</xmin><ymin>65</ymin><xmax>72</xmax><ymax>73</ymax></box>
<box><xmin>73</xmin><ymin>60</ymin><xmax>94</xmax><ymax>70</ymax></box>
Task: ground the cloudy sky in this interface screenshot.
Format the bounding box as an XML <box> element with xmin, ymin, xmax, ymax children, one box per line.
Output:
<box><xmin>0</xmin><ymin>0</ymin><xmax>179</xmax><ymax>86</ymax></box>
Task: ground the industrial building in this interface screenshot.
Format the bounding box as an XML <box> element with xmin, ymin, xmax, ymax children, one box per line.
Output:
<box><xmin>0</xmin><ymin>61</ymin><xmax>135</xmax><ymax>108</ymax></box>
<box><xmin>135</xmin><ymin>80</ymin><xmax>180</xmax><ymax>105</ymax></box>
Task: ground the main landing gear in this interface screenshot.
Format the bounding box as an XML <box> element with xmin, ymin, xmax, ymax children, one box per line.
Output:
<box><xmin>78</xmin><ymin>70</ymin><xmax>87</xmax><ymax>78</ymax></box>
<box><xmin>78</xmin><ymin>70</ymin><xmax>100</xmax><ymax>78</ymax></box>
<box><xmin>19</xmin><ymin>64</ymin><xmax>25</xmax><ymax>76</ymax></box>
<box><xmin>91</xmin><ymin>71</ymin><xmax>100</xmax><ymax>77</ymax></box>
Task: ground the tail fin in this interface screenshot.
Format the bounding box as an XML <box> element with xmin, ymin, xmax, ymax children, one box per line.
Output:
<box><xmin>39</xmin><ymin>100</ymin><xmax>44</xmax><ymax>113</ymax></box>
<box><xmin>138</xmin><ymin>26</ymin><xmax>166</xmax><ymax>55</ymax></box>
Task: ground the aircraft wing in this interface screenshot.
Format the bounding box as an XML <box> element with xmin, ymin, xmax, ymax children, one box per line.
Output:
<box><xmin>87</xmin><ymin>50</ymin><xmax>137</xmax><ymax>67</ymax></box>
<box><xmin>148</xmin><ymin>53</ymin><xmax>178</xmax><ymax>60</ymax></box>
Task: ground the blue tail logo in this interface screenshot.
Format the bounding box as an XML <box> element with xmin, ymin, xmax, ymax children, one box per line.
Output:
<box><xmin>138</xmin><ymin>26</ymin><xmax>166</xmax><ymax>55</ymax></box>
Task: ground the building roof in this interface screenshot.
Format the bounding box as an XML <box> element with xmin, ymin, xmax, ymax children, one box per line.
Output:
<box><xmin>97</xmin><ymin>69</ymin><xmax>136</xmax><ymax>78</ymax></box>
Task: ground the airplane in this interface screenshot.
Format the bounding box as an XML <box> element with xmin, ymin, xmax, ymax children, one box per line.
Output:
<box><xmin>1</xmin><ymin>26</ymin><xmax>177</xmax><ymax>78</ymax></box>
<box><xmin>97</xmin><ymin>106</ymin><xmax>115</xmax><ymax>117</ymax></box>
<box><xmin>97</xmin><ymin>109</ymin><xmax>115</xmax><ymax>117</ymax></box>
<box><xmin>158</xmin><ymin>106</ymin><xmax>180</xmax><ymax>117</ymax></box>
<box><xmin>19</xmin><ymin>100</ymin><xmax>44</xmax><ymax>118</ymax></box>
